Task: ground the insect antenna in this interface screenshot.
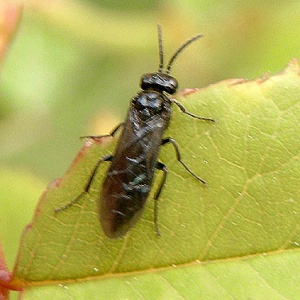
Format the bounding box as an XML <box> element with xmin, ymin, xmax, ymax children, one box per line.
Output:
<box><xmin>166</xmin><ymin>33</ymin><xmax>204</xmax><ymax>74</ymax></box>
<box><xmin>157</xmin><ymin>24</ymin><xmax>164</xmax><ymax>72</ymax></box>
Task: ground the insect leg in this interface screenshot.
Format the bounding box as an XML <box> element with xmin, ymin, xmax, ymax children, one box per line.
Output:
<box><xmin>171</xmin><ymin>99</ymin><xmax>215</xmax><ymax>122</ymax></box>
<box><xmin>154</xmin><ymin>161</ymin><xmax>168</xmax><ymax>237</ymax></box>
<box><xmin>54</xmin><ymin>154</ymin><xmax>112</xmax><ymax>213</ymax></box>
<box><xmin>161</xmin><ymin>137</ymin><xmax>206</xmax><ymax>184</ymax></box>
<box><xmin>81</xmin><ymin>122</ymin><xmax>125</xmax><ymax>140</ymax></box>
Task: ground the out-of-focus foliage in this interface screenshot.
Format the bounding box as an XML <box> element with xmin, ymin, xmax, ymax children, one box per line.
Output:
<box><xmin>1</xmin><ymin>1</ymin><xmax>300</xmax><ymax>180</ymax></box>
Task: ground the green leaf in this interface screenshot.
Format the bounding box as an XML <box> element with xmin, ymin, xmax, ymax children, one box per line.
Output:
<box><xmin>11</xmin><ymin>60</ymin><xmax>300</xmax><ymax>299</ymax></box>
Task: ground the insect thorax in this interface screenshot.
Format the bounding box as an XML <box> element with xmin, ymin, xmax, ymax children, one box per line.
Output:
<box><xmin>132</xmin><ymin>91</ymin><xmax>171</xmax><ymax>121</ymax></box>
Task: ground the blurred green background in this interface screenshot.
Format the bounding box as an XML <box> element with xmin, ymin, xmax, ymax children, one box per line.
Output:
<box><xmin>0</xmin><ymin>0</ymin><xmax>300</xmax><ymax>270</ymax></box>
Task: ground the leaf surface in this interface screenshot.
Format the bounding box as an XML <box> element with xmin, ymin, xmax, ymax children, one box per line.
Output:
<box><xmin>12</xmin><ymin>60</ymin><xmax>300</xmax><ymax>299</ymax></box>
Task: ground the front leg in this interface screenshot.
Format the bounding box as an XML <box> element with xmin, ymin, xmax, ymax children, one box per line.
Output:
<box><xmin>171</xmin><ymin>98</ymin><xmax>215</xmax><ymax>122</ymax></box>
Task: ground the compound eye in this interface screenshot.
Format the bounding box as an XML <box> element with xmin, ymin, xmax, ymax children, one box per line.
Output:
<box><xmin>140</xmin><ymin>74</ymin><xmax>153</xmax><ymax>90</ymax></box>
<box><xmin>165</xmin><ymin>77</ymin><xmax>178</xmax><ymax>94</ymax></box>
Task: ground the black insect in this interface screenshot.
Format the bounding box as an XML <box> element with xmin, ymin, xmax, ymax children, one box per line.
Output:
<box><xmin>55</xmin><ymin>25</ymin><xmax>214</xmax><ymax>238</ymax></box>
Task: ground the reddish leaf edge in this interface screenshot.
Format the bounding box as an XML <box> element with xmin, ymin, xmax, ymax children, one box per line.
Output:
<box><xmin>0</xmin><ymin>240</ymin><xmax>21</xmax><ymax>293</ymax></box>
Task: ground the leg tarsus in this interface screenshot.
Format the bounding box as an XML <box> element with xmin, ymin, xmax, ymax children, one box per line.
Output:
<box><xmin>54</xmin><ymin>192</ymin><xmax>85</xmax><ymax>213</ymax></box>
<box><xmin>80</xmin><ymin>122</ymin><xmax>125</xmax><ymax>140</ymax></box>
